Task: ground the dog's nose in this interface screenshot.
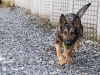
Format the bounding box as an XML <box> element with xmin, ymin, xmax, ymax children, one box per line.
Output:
<box><xmin>65</xmin><ymin>41</ymin><xmax>72</xmax><ymax>46</ymax></box>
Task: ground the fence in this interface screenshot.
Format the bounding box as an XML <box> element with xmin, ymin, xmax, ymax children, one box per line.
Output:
<box><xmin>4</xmin><ymin>0</ymin><xmax>100</xmax><ymax>41</ymax></box>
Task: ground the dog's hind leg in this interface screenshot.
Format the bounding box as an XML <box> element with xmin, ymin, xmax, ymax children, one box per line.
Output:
<box><xmin>55</xmin><ymin>43</ymin><xmax>65</xmax><ymax>65</ymax></box>
<box><xmin>75</xmin><ymin>39</ymin><xmax>80</xmax><ymax>49</ymax></box>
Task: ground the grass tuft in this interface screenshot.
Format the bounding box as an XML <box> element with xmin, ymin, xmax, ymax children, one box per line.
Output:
<box><xmin>91</xmin><ymin>38</ymin><xmax>97</xmax><ymax>42</ymax></box>
<box><xmin>6</xmin><ymin>1</ymin><xmax>11</xmax><ymax>7</ymax></box>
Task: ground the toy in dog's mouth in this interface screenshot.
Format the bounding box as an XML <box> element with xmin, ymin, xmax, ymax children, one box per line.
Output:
<box><xmin>63</xmin><ymin>42</ymin><xmax>71</xmax><ymax>49</ymax></box>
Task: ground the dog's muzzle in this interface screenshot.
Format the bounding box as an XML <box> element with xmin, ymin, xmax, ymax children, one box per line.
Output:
<box><xmin>63</xmin><ymin>40</ymin><xmax>72</xmax><ymax>49</ymax></box>
<box><xmin>65</xmin><ymin>40</ymin><xmax>72</xmax><ymax>46</ymax></box>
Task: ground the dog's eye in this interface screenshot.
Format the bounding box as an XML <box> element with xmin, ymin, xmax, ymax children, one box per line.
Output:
<box><xmin>70</xmin><ymin>32</ymin><xmax>74</xmax><ymax>35</ymax></box>
<box><xmin>63</xmin><ymin>31</ymin><xmax>67</xmax><ymax>34</ymax></box>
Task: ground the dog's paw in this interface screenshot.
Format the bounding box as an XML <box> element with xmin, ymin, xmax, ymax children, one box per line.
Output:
<box><xmin>65</xmin><ymin>57</ymin><xmax>70</xmax><ymax>64</ymax></box>
<box><xmin>63</xmin><ymin>52</ymin><xmax>71</xmax><ymax>64</ymax></box>
<box><xmin>64</xmin><ymin>54</ymin><xmax>71</xmax><ymax>64</ymax></box>
<box><xmin>58</xmin><ymin>55</ymin><xmax>65</xmax><ymax>66</ymax></box>
<box><xmin>63</xmin><ymin>52</ymin><xmax>66</xmax><ymax>57</ymax></box>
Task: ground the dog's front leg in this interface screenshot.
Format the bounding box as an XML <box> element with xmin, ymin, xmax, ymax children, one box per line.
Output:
<box><xmin>55</xmin><ymin>44</ymin><xmax>65</xmax><ymax>65</ymax></box>
<box><xmin>64</xmin><ymin>44</ymin><xmax>75</xmax><ymax>64</ymax></box>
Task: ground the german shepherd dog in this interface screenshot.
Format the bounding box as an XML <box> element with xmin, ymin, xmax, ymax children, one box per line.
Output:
<box><xmin>55</xmin><ymin>3</ymin><xmax>91</xmax><ymax>65</ymax></box>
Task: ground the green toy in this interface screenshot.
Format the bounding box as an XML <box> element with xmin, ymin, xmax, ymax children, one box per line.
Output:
<box><xmin>63</xmin><ymin>42</ymin><xmax>70</xmax><ymax>49</ymax></box>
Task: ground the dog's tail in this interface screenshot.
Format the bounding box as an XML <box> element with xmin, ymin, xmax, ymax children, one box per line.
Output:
<box><xmin>76</xmin><ymin>3</ymin><xmax>91</xmax><ymax>18</ymax></box>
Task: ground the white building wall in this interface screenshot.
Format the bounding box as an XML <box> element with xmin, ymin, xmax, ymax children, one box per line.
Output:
<box><xmin>97</xmin><ymin>0</ymin><xmax>100</xmax><ymax>42</ymax></box>
<box><xmin>31</xmin><ymin>0</ymin><xmax>39</xmax><ymax>16</ymax></box>
<box><xmin>51</xmin><ymin>0</ymin><xmax>70</xmax><ymax>25</ymax></box>
<box><xmin>39</xmin><ymin>0</ymin><xmax>50</xmax><ymax>19</ymax></box>
<box><xmin>74</xmin><ymin>0</ymin><xmax>98</xmax><ymax>39</ymax></box>
<box><xmin>14</xmin><ymin>0</ymin><xmax>26</xmax><ymax>8</ymax></box>
<box><xmin>14</xmin><ymin>0</ymin><xmax>100</xmax><ymax>41</ymax></box>
<box><xmin>25</xmin><ymin>0</ymin><xmax>32</xmax><ymax>9</ymax></box>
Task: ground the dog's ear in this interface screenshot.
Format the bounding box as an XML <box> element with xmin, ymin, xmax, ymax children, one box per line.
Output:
<box><xmin>59</xmin><ymin>14</ymin><xmax>67</xmax><ymax>26</ymax></box>
<box><xmin>72</xmin><ymin>16</ymin><xmax>81</xmax><ymax>28</ymax></box>
<box><xmin>77</xmin><ymin>3</ymin><xmax>91</xmax><ymax>18</ymax></box>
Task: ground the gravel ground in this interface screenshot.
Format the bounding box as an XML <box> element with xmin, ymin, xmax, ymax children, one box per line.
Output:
<box><xmin>0</xmin><ymin>7</ymin><xmax>100</xmax><ymax>75</ymax></box>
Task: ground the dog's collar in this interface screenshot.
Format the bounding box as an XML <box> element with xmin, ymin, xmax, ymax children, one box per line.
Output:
<box><xmin>63</xmin><ymin>42</ymin><xmax>70</xmax><ymax>49</ymax></box>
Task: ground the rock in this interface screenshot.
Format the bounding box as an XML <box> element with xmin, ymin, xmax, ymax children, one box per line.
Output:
<box><xmin>85</xmin><ymin>40</ymin><xmax>94</xmax><ymax>44</ymax></box>
<box><xmin>94</xmin><ymin>42</ymin><xmax>99</xmax><ymax>45</ymax></box>
<box><xmin>2</xmin><ymin>66</ymin><xmax>7</xmax><ymax>71</ymax></box>
<box><xmin>0</xmin><ymin>57</ymin><xmax>3</xmax><ymax>62</ymax></box>
<box><xmin>48</xmin><ymin>60</ymin><xmax>54</xmax><ymax>65</ymax></box>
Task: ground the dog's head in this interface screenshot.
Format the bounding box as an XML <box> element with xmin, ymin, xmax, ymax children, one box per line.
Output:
<box><xmin>59</xmin><ymin>14</ymin><xmax>80</xmax><ymax>47</ymax></box>
<box><xmin>59</xmin><ymin>3</ymin><xmax>91</xmax><ymax>48</ymax></box>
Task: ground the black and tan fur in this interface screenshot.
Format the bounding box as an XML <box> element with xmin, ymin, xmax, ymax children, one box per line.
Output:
<box><xmin>55</xmin><ymin>3</ymin><xmax>91</xmax><ymax>65</ymax></box>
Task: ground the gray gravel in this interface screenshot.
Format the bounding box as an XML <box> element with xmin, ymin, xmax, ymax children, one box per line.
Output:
<box><xmin>0</xmin><ymin>7</ymin><xmax>100</xmax><ymax>75</ymax></box>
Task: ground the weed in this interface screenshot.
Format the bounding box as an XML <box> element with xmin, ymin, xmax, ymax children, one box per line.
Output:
<box><xmin>91</xmin><ymin>38</ymin><xmax>97</xmax><ymax>42</ymax></box>
<box><xmin>47</xmin><ymin>21</ymin><xmax>52</xmax><ymax>26</ymax></box>
<box><xmin>6</xmin><ymin>1</ymin><xmax>11</xmax><ymax>7</ymax></box>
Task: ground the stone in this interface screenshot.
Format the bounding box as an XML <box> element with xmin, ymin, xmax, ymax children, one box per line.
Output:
<box><xmin>0</xmin><ymin>57</ymin><xmax>3</xmax><ymax>62</ymax></box>
<box><xmin>2</xmin><ymin>66</ymin><xmax>7</xmax><ymax>71</ymax></box>
<box><xmin>85</xmin><ymin>40</ymin><xmax>94</xmax><ymax>44</ymax></box>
